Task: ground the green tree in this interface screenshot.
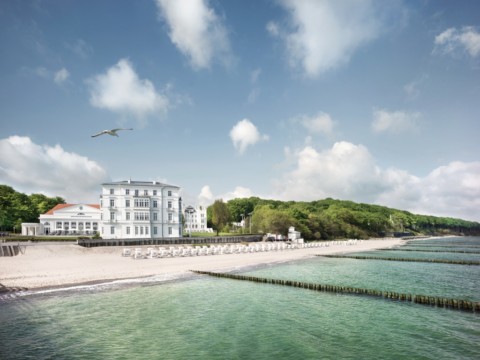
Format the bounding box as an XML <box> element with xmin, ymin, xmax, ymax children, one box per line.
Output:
<box><xmin>0</xmin><ymin>185</ymin><xmax>65</xmax><ymax>231</ymax></box>
<box><xmin>211</xmin><ymin>199</ymin><xmax>231</xmax><ymax>235</ymax></box>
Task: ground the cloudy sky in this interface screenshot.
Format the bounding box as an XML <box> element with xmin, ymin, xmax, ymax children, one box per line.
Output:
<box><xmin>0</xmin><ymin>0</ymin><xmax>479</xmax><ymax>221</ymax></box>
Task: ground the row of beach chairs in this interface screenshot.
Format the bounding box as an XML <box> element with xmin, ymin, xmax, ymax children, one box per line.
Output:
<box><xmin>122</xmin><ymin>239</ymin><xmax>362</xmax><ymax>260</ymax></box>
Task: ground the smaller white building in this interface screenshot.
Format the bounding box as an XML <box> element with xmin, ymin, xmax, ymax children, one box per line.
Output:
<box><xmin>38</xmin><ymin>203</ymin><xmax>101</xmax><ymax>235</ymax></box>
<box><xmin>288</xmin><ymin>226</ymin><xmax>304</xmax><ymax>244</ymax></box>
<box><xmin>183</xmin><ymin>205</ymin><xmax>212</xmax><ymax>233</ymax></box>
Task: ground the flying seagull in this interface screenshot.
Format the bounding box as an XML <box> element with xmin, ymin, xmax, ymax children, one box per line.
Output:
<box><xmin>91</xmin><ymin>128</ymin><xmax>133</xmax><ymax>138</ymax></box>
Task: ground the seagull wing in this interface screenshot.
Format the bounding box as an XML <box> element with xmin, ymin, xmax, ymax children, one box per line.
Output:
<box><xmin>110</xmin><ymin>128</ymin><xmax>133</xmax><ymax>136</ymax></box>
<box><xmin>91</xmin><ymin>130</ymin><xmax>107</xmax><ymax>137</ymax></box>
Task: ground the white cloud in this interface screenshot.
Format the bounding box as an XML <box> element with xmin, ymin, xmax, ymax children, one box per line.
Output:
<box><xmin>404</xmin><ymin>74</ymin><xmax>428</xmax><ymax>100</ymax></box>
<box><xmin>372</xmin><ymin>109</ymin><xmax>420</xmax><ymax>134</ymax></box>
<box><xmin>377</xmin><ymin>161</ymin><xmax>480</xmax><ymax>221</ymax></box>
<box><xmin>198</xmin><ymin>185</ymin><xmax>214</xmax><ymax>205</ymax></box>
<box><xmin>221</xmin><ymin>186</ymin><xmax>254</xmax><ymax>201</ymax></box>
<box><xmin>156</xmin><ymin>0</ymin><xmax>232</xmax><ymax>69</ymax></box>
<box><xmin>247</xmin><ymin>68</ymin><xmax>262</xmax><ymax>104</ymax></box>
<box><xmin>31</xmin><ymin>66</ymin><xmax>69</xmax><ymax>85</ymax></box>
<box><xmin>274</xmin><ymin>142</ymin><xmax>385</xmax><ymax>202</ymax></box>
<box><xmin>247</xmin><ymin>88</ymin><xmax>260</xmax><ymax>104</ymax></box>
<box><xmin>54</xmin><ymin>68</ymin><xmax>70</xmax><ymax>84</ymax></box>
<box><xmin>229</xmin><ymin>118</ymin><xmax>269</xmax><ymax>155</ymax></box>
<box><xmin>434</xmin><ymin>26</ymin><xmax>480</xmax><ymax>57</ymax></box>
<box><xmin>66</xmin><ymin>39</ymin><xmax>93</xmax><ymax>59</ymax></box>
<box><xmin>250</xmin><ymin>68</ymin><xmax>262</xmax><ymax>83</ymax></box>
<box><xmin>87</xmin><ymin>59</ymin><xmax>169</xmax><ymax>120</ymax></box>
<box><xmin>273</xmin><ymin>141</ymin><xmax>480</xmax><ymax>221</ymax></box>
<box><xmin>299</xmin><ymin>112</ymin><xmax>335</xmax><ymax>135</ymax></box>
<box><xmin>198</xmin><ymin>185</ymin><xmax>255</xmax><ymax>204</ymax></box>
<box><xmin>270</xmin><ymin>0</ymin><xmax>387</xmax><ymax>77</ymax></box>
<box><xmin>0</xmin><ymin>136</ymin><xmax>108</xmax><ymax>203</ymax></box>
<box><xmin>34</xmin><ymin>66</ymin><xmax>49</xmax><ymax>78</ymax></box>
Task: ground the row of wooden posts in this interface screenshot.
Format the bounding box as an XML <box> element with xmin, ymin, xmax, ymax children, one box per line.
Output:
<box><xmin>319</xmin><ymin>254</ymin><xmax>480</xmax><ymax>266</ymax></box>
<box><xmin>381</xmin><ymin>248</ymin><xmax>480</xmax><ymax>254</ymax></box>
<box><xmin>191</xmin><ymin>270</ymin><xmax>480</xmax><ymax>313</ymax></box>
<box><xmin>405</xmin><ymin>243</ymin><xmax>480</xmax><ymax>248</ymax></box>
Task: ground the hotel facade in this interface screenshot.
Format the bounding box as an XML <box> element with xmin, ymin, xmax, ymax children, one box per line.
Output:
<box><xmin>99</xmin><ymin>180</ymin><xmax>182</xmax><ymax>239</ymax></box>
<box><xmin>22</xmin><ymin>203</ymin><xmax>101</xmax><ymax>236</ymax></box>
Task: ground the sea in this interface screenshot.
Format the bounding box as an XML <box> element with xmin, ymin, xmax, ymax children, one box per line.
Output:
<box><xmin>1</xmin><ymin>236</ymin><xmax>479</xmax><ymax>360</ymax></box>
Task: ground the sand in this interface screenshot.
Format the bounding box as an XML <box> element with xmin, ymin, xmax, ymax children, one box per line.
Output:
<box><xmin>0</xmin><ymin>239</ymin><xmax>404</xmax><ymax>291</ymax></box>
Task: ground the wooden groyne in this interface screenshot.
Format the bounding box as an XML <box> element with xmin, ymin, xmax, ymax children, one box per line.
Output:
<box><xmin>405</xmin><ymin>243</ymin><xmax>480</xmax><ymax>248</ymax></box>
<box><xmin>318</xmin><ymin>255</ymin><xmax>480</xmax><ymax>266</ymax></box>
<box><xmin>0</xmin><ymin>243</ymin><xmax>25</xmax><ymax>257</ymax></box>
<box><xmin>380</xmin><ymin>248</ymin><xmax>480</xmax><ymax>254</ymax></box>
<box><xmin>191</xmin><ymin>270</ymin><xmax>480</xmax><ymax>313</ymax></box>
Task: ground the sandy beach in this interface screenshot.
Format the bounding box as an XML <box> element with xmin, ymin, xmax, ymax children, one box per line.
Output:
<box><xmin>0</xmin><ymin>239</ymin><xmax>404</xmax><ymax>291</ymax></box>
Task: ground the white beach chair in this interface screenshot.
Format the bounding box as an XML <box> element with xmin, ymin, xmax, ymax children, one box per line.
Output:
<box><xmin>122</xmin><ymin>248</ymin><xmax>132</xmax><ymax>257</ymax></box>
<box><xmin>148</xmin><ymin>249</ymin><xmax>158</xmax><ymax>258</ymax></box>
<box><xmin>133</xmin><ymin>248</ymin><xmax>144</xmax><ymax>259</ymax></box>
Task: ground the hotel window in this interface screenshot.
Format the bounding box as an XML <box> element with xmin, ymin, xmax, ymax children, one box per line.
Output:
<box><xmin>110</xmin><ymin>188</ymin><xmax>114</xmax><ymax>195</ymax></box>
<box><xmin>153</xmin><ymin>200</ymin><xmax>158</xmax><ymax>208</ymax></box>
<box><xmin>144</xmin><ymin>190</ymin><xmax>148</xmax><ymax>196</ymax></box>
<box><xmin>110</xmin><ymin>226</ymin><xmax>115</xmax><ymax>235</ymax></box>
<box><xmin>168</xmin><ymin>190</ymin><xmax>172</xmax><ymax>196</ymax></box>
<box><xmin>135</xmin><ymin>189</ymin><xmax>139</xmax><ymax>196</ymax></box>
<box><xmin>110</xmin><ymin>199</ymin><xmax>115</xmax><ymax>207</ymax></box>
<box><xmin>126</xmin><ymin>199</ymin><xmax>130</xmax><ymax>207</ymax></box>
<box><xmin>56</xmin><ymin>222</ymin><xmax>62</xmax><ymax>228</ymax></box>
<box><xmin>153</xmin><ymin>190</ymin><xmax>157</xmax><ymax>196</ymax></box>
<box><xmin>126</xmin><ymin>189</ymin><xmax>130</xmax><ymax>195</ymax></box>
<box><xmin>110</xmin><ymin>212</ymin><xmax>115</xmax><ymax>221</ymax></box>
<box><xmin>168</xmin><ymin>213</ymin><xmax>172</xmax><ymax>222</ymax></box>
<box><xmin>126</xmin><ymin>226</ymin><xmax>130</xmax><ymax>235</ymax></box>
<box><xmin>135</xmin><ymin>226</ymin><xmax>138</xmax><ymax>235</ymax></box>
<box><xmin>145</xmin><ymin>227</ymin><xmax>149</xmax><ymax>235</ymax></box>
<box><xmin>126</xmin><ymin>212</ymin><xmax>130</xmax><ymax>220</ymax></box>
<box><xmin>86</xmin><ymin>222</ymin><xmax>91</xmax><ymax>229</ymax></box>
<box><xmin>134</xmin><ymin>198</ymin><xmax>150</xmax><ymax>208</ymax></box>
<box><xmin>93</xmin><ymin>222</ymin><xmax>98</xmax><ymax>230</ymax></box>
<box><xmin>134</xmin><ymin>212</ymin><xmax>149</xmax><ymax>221</ymax></box>
<box><xmin>153</xmin><ymin>227</ymin><xmax>157</xmax><ymax>235</ymax></box>
<box><xmin>168</xmin><ymin>201</ymin><xmax>172</xmax><ymax>209</ymax></box>
<box><xmin>71</xmin><ymin>222</ymin><xmax>77</xmax><ymax>229</ymax></box>
<box><xmin>168</xmin><ymin>227</ymin><xmax>172</xmax><ymax>235</ymax></box>
<box><xmin>153</xmin><ymin>212</ymin><xmax>158</xmax><ymax>221</ymax></box>
<box><xmin>140</xmin><ymin>227</ymin><xmax>144</xmax><ymax>235</ymax></box>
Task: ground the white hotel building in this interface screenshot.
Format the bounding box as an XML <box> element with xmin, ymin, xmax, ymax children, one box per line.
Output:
<box><xmin>100</xmin><ymin>180</ymin><xmax>182</xmax><ymax>239</ymax></box>
<box><xmin>183</xmin><ymin>205</ymin><xmax>211</xmax><ymax>233</ymax></box>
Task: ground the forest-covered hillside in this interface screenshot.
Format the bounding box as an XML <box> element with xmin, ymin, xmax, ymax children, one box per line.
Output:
<box><xmin>209</xmin><ymin>197</ymin><xmax>480</xmax><ymax>239</ymax></box>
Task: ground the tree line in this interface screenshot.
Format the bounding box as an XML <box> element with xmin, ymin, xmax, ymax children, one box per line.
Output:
<box><xmin>208</xmin><ymin>197</ymin><xmax>480</xmax><ymax>239</ymax></box>
<box><xmin>0</xmin><ymin>185</ymin><xmax>65</xmax><ymax>232</ymax></box>
<box><xmin>2</xmin><ymin>184</ymin><xmax>478</xmax><ymax>239</ymax></box>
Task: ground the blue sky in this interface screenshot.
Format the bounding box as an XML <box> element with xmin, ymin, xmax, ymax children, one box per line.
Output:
<box><xmin>0</xmin><ymin>0</ymin><xmax>479</xmax><ymax>221</ymax></box>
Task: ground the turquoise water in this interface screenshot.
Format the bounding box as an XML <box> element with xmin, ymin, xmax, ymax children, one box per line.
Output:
<box><xmin>1</xmin><ymin>236</ymin><xmax>479</xmax><ymax>359</ymax></box>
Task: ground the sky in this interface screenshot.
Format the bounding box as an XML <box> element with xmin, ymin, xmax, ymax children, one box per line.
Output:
<box><xmin>0</xmin><ymin>0</ymin><xmax>479</xmax><ymax>221</ymax></box>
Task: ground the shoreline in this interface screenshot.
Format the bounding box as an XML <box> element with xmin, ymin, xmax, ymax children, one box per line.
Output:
<box><xmin>0</xmin><ymin>239</ymin><xmax>406</xmax><ymax>294</ymax></box>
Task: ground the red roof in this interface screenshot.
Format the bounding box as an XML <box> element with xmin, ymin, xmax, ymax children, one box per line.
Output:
<box><xmin>45</xmin><ymin>204</ymin><xmax>100</xmax><ymax>215</ymax></box>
